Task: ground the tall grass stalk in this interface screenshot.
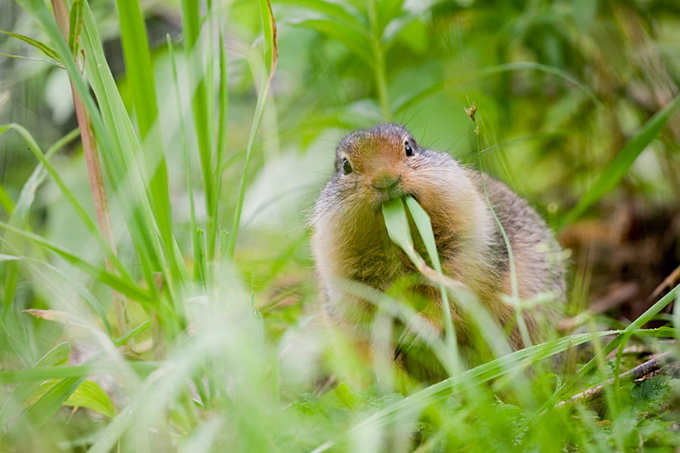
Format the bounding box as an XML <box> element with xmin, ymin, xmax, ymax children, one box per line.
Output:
<box><xmin>51</xmin><ymin>0</ymin><xmax>130</xmax><ymax>335</ymax></box>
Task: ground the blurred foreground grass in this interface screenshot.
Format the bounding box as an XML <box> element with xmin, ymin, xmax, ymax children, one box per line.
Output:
<box><xmin>1</xmin><ymin>0</ymin><xmax>679</xmax><ymax>451</ymax></box>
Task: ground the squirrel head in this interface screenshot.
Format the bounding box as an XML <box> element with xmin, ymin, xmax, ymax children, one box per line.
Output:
<box><xmin>334</xmin><ymin>124</ymin><xmax>422</xmax><ymax>206</ymax></box>
<box><xmin>332</xmin><ymin>124</ymin><xmax>467</xmax><ymax>210</ymax></box>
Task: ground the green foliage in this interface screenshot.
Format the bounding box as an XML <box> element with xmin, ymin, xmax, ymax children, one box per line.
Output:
<box><xmin>0</xmin><ymin>0</ymin><xmax>679</xmax><ymax>451</ymax></box>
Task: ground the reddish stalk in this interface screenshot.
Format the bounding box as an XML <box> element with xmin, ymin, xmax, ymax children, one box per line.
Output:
<box><xmin>51</xmin><ymin>0</ymin><xmax>129</xmax><ymax>336</ymax></box>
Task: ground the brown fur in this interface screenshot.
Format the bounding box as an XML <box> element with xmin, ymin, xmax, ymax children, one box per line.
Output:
<box><xmin>311</xmin><ymin>124</ymin><xmax>565</xmax><ymax>372</ymax></box>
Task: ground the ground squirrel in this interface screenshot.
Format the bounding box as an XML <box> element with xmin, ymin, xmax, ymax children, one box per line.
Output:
<box><xmin>311</xmin><ymin>124</ymin><xmax>565</xmax><ymax>374</ymax></box>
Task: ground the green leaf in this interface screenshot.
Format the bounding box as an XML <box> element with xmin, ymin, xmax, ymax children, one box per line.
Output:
<box><xmin>0</xmin><ymin>29</ymin><xmax>61</xmax><ymax>63</ymax></box>
<box><xmin>381</xmin><ymin>197</ymin><xmax>418</xmax><ymax>263</ymax></box>
<box><xmin>0</xmin><ymin>184</ymin><xmax>13</xmax><ymax>214</ymax></box>
<box><xmin>12</xmin><ymin>377</ymin><xmax>84</xmax><ymax>431</ymax></box>
<box><xmin>180</xmin><ymin>0</ymin><xmax>216</xmax><ymax>261</ymax></box>
<box><xmin>226</xmin><ymin>0</ymin><xmax>280</xmax><ymax>259</ymax></box>
<box><xmin>260</xmin><ymin>0</ymin><xmax>279</xmax><ymax>76</ymax></box>
<box><xmin>115</xmin><ymin>0</ymin><xmax>173</xmax><ymax>260</ymax></box>
<box><xmin>0</xmin><ymin>222</ymin><xmax>152</xmax><ymax>304</ymax></box>
<box><xmin>67</xmin><ymin>0</ymin><xmax>84</xmax><ymax>55</ymax></box>
<box><xmin>0</xmin><ymin>362</ymin><xmax>157</xmax><ymax>384</ymax></box>
<box><xmin>64</xmin><ymin>379</ymin><xmax>116</xmax><ymax>417</ymax></box>
<box><xmin>404</xmin><ymin>196</ymin><xmax>442</xmax><ymax>271</ymax></box>
<box><xmin>0</xmin><ymin>343</ymin><xmax>82</xmax><ymax>433</ymax></box>
<box><xmin>559</xmin><ymin>94</ymin><xmax>680</xmax><ymax>229</ymax></box>
<box><xmin>404</xmin><ymin>196</ymin><xmax>457</xmax><ymax>353</ymax></box>
<box><xmin>0</xmin><ymin>340</ymin><xmax>71</xmax><ymax>431</ymax></box>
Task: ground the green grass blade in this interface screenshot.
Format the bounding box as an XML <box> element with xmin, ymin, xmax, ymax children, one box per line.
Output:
<box><xmin>381</xmin><ymin>197</ymin><xmax>418</xmax><ymax>263</ymax></box>
<box><xmin>180</xmin><ymin>0</ymin><xmax>215</xmax><ymax>258</ymax></box>
<box><xmin>0</xmin><ymin>362</ymin><xmax>157</xmax><ymax>384</ymax></box>
<box><xmin>5</xmin><ymin>377</ymin><xmax>83</xmax><ymax>436</ymax></box>
<box><xmin>208</xmin><ymin>21</ymin><xmax>229</xmax><ymax>262</ymax></box>
<box><xmin>404</xmin><ymin>195</ymin><xmax>457</xmax><ymax>361</ymax></box>
<box><xmin>568</xmin><ymin>283</ymin><xmax>680</xmax><ymax>388</ymax></box>
<box><xmin>225</xmin><ymin>0</ymin><xmax>278</xmax><ymax>260</ymax></box>
<box><xmin>559</xmin><ymin>94</ymin><xmax>680</xmax><ymax>229</ymax></box>
<box><xmin>0</xmin><ymin>223</ymin><xmax>151</xmax><ymax>304</ymax></box>
<box><xmin>115</xmin><ymin>0</ymin><xmax>174</xmax><ymax>257</ymax></box>
<box><xmin>0</xmin><ymin>124</ymin><xmax>129</xmax><ymax>280</ymax></box>
<box><xmin>115</xmin><ymin>0</ymin><xmax>158</xmax><ymax>138</ymax></box>
<box><xmin>0</xmin><ymin>29</ymin><xmax>61</xmax><ymax>62</ymax></box>
<box><xmin>67</xmin><ymin>0</ymin><xmax>84</xmax><ymax>54</ymax></box>
<box><xmin>0</xmin><ymin>184</ymin><xmax>12</xmax><ymax>214</ymax></box>
<box><xmin>0</xmin><ymin>343</ymin><xmax>70</xmax><ymax>429</ymax></box>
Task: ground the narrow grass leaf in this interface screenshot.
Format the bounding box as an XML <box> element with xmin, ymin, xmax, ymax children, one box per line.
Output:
<box><xmin>559</xmin><ymin>94</ymin><xmax>680</xmax><ymax>229</ymax></box>
<box><xmin>7</xmin><ymin>377</ymin><xmax>84</xmax><ymax>434</ymax></box>
<box><xmin>226</xmin><ymin>0</ymin><xmax>278</xmax><ymax>259</ymax></box>
<box><xmin>0</xmin><ymin>223</ymin><xmax>151</xmax><ymax>304</ymax></box>
<box><xmin>0</xmin><ymin>343</ymin><xmax>70</xmax><ymax>428</ymax></box>
<box><xmin>0</xmin><ymin>184</ymin><xmax>13</xmax><ymax>214</ymax></box>
<box><xmin>0</xmin><ymin>123</ymin><xmax>129</xmax><ymax>280</ymax></box>
<box><xmin>404</xmin><ymin>195</ymin><xmax>457</xmax><ymax>360</ymax></box>
<box><xmin>210</xmin><ymin>28</ymin><xmax>229</xmax><ymax>262</ymax></box>
<box><xmin>0</xmin><ymin>362</ymin><xmax>157</xmax><ymax>384</ymax></box>
<box><xmin>115</xmin><ymin>0</ymin><xmax>173</xmax><ymax>256</ymax></box>
<box><xmin>67</xmin><ymin>0</ymin><xmax>84</xmax><ymax>54</ymax></box>
<box><xmin>0</xmin><ymin>29</ymin><xmax>61</xmax><ymax>62</ymax></box>
<box><xmin>381</xmin><ymin>197</ymin><xmax>418</xmax><ymax>263</ymax></box>
<box><xmin>180</xmin><ymin>0</ymin><xmax>215</xmax><ymax>257</ymax></box>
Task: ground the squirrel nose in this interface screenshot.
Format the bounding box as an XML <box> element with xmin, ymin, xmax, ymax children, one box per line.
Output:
<box><xmin>371</xmin><ymin>173</ymin><xmax>401</xmax><ymax>190</ymax></box>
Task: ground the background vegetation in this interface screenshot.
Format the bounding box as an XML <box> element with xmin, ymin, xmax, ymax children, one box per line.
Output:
<box><xmin>1</xmin><ymin>0</ymin><xmax>679</xmax><ymax>451</ymax></box>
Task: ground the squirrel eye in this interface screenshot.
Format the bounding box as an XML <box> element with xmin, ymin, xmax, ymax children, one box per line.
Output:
<box><xmin>404</xmin><ymin>141</ymin><xmax>414</xmax><ymax>157</ymax></box>
<box><xmin>342</xmin><ymin>158</ymin><xmax>353</xmax><ymax>174</ymax></box>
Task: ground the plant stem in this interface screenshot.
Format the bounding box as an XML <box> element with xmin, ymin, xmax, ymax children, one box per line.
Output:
<box><xmin>51</xmin><ymin>0</ymin><xmax>129</xmax><ymax>336</ymax></box>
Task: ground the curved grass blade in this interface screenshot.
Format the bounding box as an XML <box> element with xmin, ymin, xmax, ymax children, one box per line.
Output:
<box><xmin>0</xmin><ymin>29</ymin><xmax>61</xmax><ymax>62</ymax></box>
<box><xmin>0</xmin><ymin>124</ymin><xmax>131</xmax><ymax>280</ymax></box>
<box><xmin>0</xmin><ymin>223</ymin><xmax>152</xmax><ymax>304</ymax></box>
<box><xmin>558</xmin><ymin>94</ymin><xmax>680</xmax><ymax>229</ymax></box>
<box><xmin>403</xmin><ymin>196</ymin><xmax>456</xmax><ymax>347</ymax></box>
<box><xmin>226</xmin><ymin>0</ymin><xmax>278</xmax><ymax>260</ymax></box>
<box><xmin>0</xmin><ymin>343</ymin><xmax>70</xmax><ymax>430</ymax></box>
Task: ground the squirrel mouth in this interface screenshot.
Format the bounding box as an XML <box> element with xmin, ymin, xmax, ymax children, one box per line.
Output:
<box><xmin>372</xmin><ymin>187</ymin><xmax>403</xmax><ymax>204</ymax></box>
<box><xmin>373</xmin><ymin>189</ymin><xmax>416</xmax><ymax>211</ymax></box>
